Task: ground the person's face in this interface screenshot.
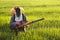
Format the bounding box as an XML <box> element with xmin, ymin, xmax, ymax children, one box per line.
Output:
<box><xmin>15</xmin><ymin>8</ymin><xmax>20</xmax><ymax>17</ymax></box>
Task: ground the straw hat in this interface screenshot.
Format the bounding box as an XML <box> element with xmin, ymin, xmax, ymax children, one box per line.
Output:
<box><xmin>10</xmin><ymin>6</ymin><xmax>24</xmax><ymax>15</ymax></box>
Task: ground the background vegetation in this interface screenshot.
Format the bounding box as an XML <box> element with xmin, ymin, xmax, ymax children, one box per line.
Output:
<box><xmin>0</xmin><ymin>0</ymin><xmax>60</xmax><ymax>40</ymax></box>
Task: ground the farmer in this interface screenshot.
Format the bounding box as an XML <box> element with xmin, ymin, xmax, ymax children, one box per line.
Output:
<box><xmin>10</xmin><ymin>6</ymin><xmax>28</xmax><ymax>32</ymax></box>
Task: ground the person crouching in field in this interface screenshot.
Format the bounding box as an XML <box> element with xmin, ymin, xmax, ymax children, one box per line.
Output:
<box><xmin>10</xmin><ymin>6</ymin><xmax>28</xmax><ymax>32</ymax></box>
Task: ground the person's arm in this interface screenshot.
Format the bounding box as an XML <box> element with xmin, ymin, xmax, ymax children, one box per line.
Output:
<box><xmin>10</xmin><ymin>15</ymin><xmax>15</xmax><ymax>23</ymax></box>
<box><xmin>10</xmin><ymin>15</ymin><xmax>16</xmax><ymax>27</ymax></box>
<box><xmin>21</xmin><ymin>7</ymin><xmax>28</xmax><ymax>22</ymax></box>
<box><xmin>10</xmin><ymin>15</ymin><xmax>20</xmax><ymax>27</ymax></box>
<box><xmin>22</xmin><ymin>14</ymin><xmax>28</xmax><ymax>22</ymax></box>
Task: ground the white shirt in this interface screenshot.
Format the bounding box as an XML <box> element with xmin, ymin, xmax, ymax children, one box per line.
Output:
<box><xmin>15</xmin><ymin>14</ymin><xmax>23</xmax><ymax>22</ymax></box>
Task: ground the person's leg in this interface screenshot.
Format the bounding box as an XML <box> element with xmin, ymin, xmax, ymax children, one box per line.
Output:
<box><xmin>18</xmin><ymin>27</ymin><xmax>26</xmax><ymax>32</ymax></box>
<box><xmin>10</xmin><ymin>22</ymin><xmax>16</xmax><ymax>30</ymax></box>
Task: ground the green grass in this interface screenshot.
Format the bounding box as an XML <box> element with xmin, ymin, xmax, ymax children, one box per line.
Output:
<box><xmin>0</xmin><ymin>0</ymin><xmax>60</xmax><ymax>40</ymax></box>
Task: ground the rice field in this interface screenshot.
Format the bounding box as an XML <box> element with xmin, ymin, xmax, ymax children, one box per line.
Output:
<box><xmin>0</xmin><ymin>0</ymin><xmax>60</xmax><ymax>40</ymax></box>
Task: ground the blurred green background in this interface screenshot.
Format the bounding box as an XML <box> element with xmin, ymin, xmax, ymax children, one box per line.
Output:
<box><xmin>0</xmin><ymin>0</ymin><xmax>60</xmax><ymax>40</ymax></box>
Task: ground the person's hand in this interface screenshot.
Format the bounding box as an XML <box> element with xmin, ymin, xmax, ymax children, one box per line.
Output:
<box><xmin>25</xmin><ymin>22</ymin><xmax>29</xmax><ymax>27</ymax></box>
<box><xmin>16</xmin><ymin>22</ymin><xmax>20</xmax><ymax>26</ymax></box>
